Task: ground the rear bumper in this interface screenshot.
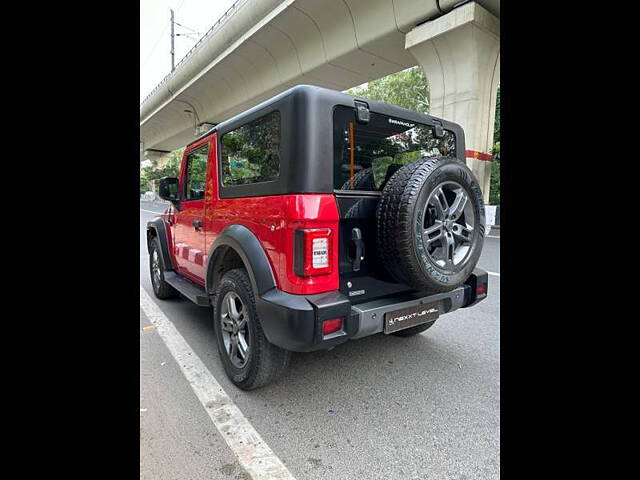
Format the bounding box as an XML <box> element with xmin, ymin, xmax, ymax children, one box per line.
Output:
<box><xmin>256</xmin><ymin>268</ymin><xmax>488</xmax><ymax>352</ymax></box>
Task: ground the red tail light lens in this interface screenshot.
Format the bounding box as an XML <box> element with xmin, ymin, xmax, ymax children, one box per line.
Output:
<box><xmin>477</xmin><ymin>283</ymin><xmax>487</xmax><ymax>295</ymax></box>
<box><xmin>294</xmin><ymin>228</ymin><xmax>332</xmax><ymax>276</ymax></box>
<box><xmin>322</xmin><ymin>318</ymin><xmax>343</xmax><ymax>335</ymax></box>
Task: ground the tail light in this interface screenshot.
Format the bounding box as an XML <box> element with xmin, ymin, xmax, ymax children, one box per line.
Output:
<box><xmin>477</xmin><ymin>283</ymin><xmax>487</xmax><ymax>296</ymax></box>
<box><xmin>294</xmin><ymin>228</ymin><xmax>332</xmax><ymax>276</ymax></box>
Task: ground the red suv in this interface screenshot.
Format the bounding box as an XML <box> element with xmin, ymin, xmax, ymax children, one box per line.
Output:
<box><xmin>147</xmin><ymin>85</ymin><xmax>487</xmax><ymax>390</ymax></box>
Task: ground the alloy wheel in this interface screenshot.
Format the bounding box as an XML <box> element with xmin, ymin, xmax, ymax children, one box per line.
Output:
<box><xmin>422</xmin><ymin>181</ymin><xmax>476</xmax><ymax>270</ymax></box>
<box><xmin>220</xmin><ymin>291</ymin><xmax>250</xmax><ymax>368</ymax></box>
<box><xmin>151</xmin><ymin>249</ymin><xmax>162</xmax><ymax>290</ymax></box>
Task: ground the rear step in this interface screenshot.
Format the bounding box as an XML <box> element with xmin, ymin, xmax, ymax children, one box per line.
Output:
<box><xmin>163</xmin><ymin>272</ymin><xmax>210</xmax><ymax>306</ymax></box>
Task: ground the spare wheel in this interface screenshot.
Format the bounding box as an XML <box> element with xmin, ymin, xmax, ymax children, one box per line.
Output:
<box><xmin>376</xmin><ymin>155</ymin><xmax>486</xmax><ymax>293</ymax></box>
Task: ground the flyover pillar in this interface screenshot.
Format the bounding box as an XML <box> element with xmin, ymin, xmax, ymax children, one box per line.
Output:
<box><xmin>406</xmin><ymin>2</ymin><xmax>499</xmax><ymax>203</ymax></box>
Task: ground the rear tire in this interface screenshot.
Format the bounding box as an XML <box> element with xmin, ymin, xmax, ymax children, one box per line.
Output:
<box><xmin>391</xmin><ymin>320</ymin><xmax>436</xmax><ymax>337</ymax></box>
<box><xmin>213</xmin><ymin>269</ymin><xmax>290</xmax><ymax>390</ymax></box>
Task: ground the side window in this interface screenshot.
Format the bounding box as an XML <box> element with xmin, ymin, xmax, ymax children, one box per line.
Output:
<box><xmin>184</xmin><ymin>145</ymin><xmax>208</xmax><ymax>200</ymax></box>
<box><xmin>220</xmin><ymin>111</ymin><xmax>280</xmax><ymax>186</ymax></box>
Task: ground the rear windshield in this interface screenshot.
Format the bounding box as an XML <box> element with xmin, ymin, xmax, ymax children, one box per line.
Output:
<box><xmin>333</xmin><ymin>106</ymin><xmax>456</xmax><ymax>191</ymax></box>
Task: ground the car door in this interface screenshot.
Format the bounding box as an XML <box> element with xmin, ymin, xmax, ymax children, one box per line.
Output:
<box><xmin>173</xmin><ymin>142</ymin><xmax>209</xmax><ymax>284</ymax></box>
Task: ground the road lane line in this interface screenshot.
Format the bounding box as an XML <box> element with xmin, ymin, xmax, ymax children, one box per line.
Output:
<box><xmin>487</xmin><ymin>271</ymin><xmax>500</xmax><ymax>277</ymax></box>
<box><xmin>486</xmin><ymin>235</ymin><xmax>500</xmax><ymax>239</ymax></box>
<box><xmin>140</xmin><ymin>286</ymin><xmax>295</xmax><ymax>480</ymax></box>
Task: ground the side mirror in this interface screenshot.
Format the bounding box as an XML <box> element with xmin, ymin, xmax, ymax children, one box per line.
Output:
<box><xmin>158</xmin><ymin>177</ymin><xmax>180</xmax><ymax>207</ymax></box>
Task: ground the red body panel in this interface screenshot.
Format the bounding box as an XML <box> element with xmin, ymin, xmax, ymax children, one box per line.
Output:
<box><xmin>169</xmin><ymin>133</ymin><xmax>340</xmax><ymax>295</ymax></box>
<box><xmin>173</xmin><ymin>198</ymin><xmax>206</xmax><ymax>282</ymax></box>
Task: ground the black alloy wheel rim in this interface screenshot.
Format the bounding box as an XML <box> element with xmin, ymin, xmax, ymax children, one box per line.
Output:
<box><xmin>422</xmin><ymin>181</ymin><xmax>476</xmax><ymax>270</ymax></box>
<box><xmin>151</xmin><ymin>249</ymin><xmax>162</xmax><ymax>290</ymax></box>
<box><xmin>220</xmin><ymin>291</ymin><xmax>250</xmax><ymax>368</ymax></box>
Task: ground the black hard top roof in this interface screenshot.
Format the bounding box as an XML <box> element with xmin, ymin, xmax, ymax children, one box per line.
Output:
<box><xmin>186</xmin><ymin>84</ymin><xmax>457</xmax><ymax>148</ymax></box>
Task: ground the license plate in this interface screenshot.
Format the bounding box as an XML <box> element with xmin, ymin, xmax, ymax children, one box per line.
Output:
<box><xmin>384</xmin><ymin>302</ymin><xmax>440</xmax><ymax>334</ymax></box>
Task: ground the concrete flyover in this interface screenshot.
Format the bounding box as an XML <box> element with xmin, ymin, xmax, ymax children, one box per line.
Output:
<box><xmin>140</xmin><ymin>0</ymin><xmax>500</xmax><ymax>201</ymax></box>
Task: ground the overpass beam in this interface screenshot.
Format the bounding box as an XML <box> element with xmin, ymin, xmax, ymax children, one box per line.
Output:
<box><xmin>406</xmin><ymin>2</ymin><xmax>499</xmax><ymax>203</ymax></box>
<box><xmin>143</xmin><ymin>149</ymin><xmax>172</xmax><ymax>167</ymax></box>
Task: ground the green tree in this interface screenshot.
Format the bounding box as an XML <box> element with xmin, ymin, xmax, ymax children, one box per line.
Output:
<box><xmin>140</xmin><ymin>147</ymin><xmax>184</xmax><ymax>194</ymax></box>
<box><xmin>347</xmin><ymin>67</ymin><xmax>429</xmax><ymax>113</ymax></box>
<box><xmin>490</xmin><ymin>141</ymin><xmax>500</xmax><ymax>205</ymax></box>
<box><xmin>489</xmin><ymin>88</ymin><xmax>500</xmax><ymax>205</ymax></box>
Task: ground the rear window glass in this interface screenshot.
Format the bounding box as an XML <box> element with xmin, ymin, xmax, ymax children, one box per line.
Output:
<box><xmin>220</xmin><ymin>111</ymin><xmax>281</xmax><ymax>186</ymax></box>
<box><xmin>333</xmin><ymin>106</ymin><xmax>455</xmax><ymax>191</ymax></box>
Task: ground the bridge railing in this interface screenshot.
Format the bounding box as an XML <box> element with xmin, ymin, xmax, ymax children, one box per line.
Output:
<box><xmin>141</xmin><ymin>0</ymin><xmax>249</xmax><ymax>106</ymax></box>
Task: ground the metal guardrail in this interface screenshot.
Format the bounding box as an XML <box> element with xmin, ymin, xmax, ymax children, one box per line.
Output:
<box><xmin>141</xmin><ymin>0</ymin><xmax>249</xmax><ymax>106</ymax></box>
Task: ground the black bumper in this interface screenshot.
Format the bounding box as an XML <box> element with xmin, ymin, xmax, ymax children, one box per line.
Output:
<box><xmin>256</xmin><ymin>268</ymin><xmax>488</xmax><ymax>353</ymax></box>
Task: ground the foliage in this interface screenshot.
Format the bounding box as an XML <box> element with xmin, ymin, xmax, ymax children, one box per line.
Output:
<box><xmin>185</xmin><ymin>147</ymin><xmax>208</xmax><ymax>198</ymax></box>
<box><xmin>490</xmin><ymin>141</ymin><xmax>500</xmax><ymax>205</ymax></box>
<box><xmin>140</xmin><ymin>147</ymin><xmax>183</xmax><ymax>194</ymax></box>
<box><xmin>347</xmin><ymin>67</ymin><xmax>429</xmax><ymax>113</ymax></box>
<box><xmin>489</xmin><ymin>88</ymin><xmax>500</xmax><ymax>205</ymax></box>
<box><xmin>493</xmin><ymin>88</ymin><xmax>500</xmax><ymax>144</ymax></box>
<box><xmin>220</xmin><ymin>112</ymin><xmax>280</xmax><ymax>185</ymax></box>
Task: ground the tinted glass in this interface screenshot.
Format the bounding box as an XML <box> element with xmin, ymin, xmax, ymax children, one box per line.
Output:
<box><xmin>220</xmin><ymin>111</ymin><xmax>281</xmax><ymax>186</ymax></box>
<box><xmin>184</xmin><ymin>146</ymin><xmax>208</xmax><ymax>200</ymax></box>
<box><xmin>333</xmin><ymin>106</ymin><xmax>456</xmax><ymax>191</ymax></box>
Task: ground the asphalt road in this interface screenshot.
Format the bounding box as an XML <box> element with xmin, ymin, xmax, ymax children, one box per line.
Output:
<box><xmin>140</xmin><ymin>201</ymin><xmax>500</xmax><ymax>480</ymax></box>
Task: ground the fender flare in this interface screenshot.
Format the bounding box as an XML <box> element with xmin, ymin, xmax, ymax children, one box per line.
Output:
<box><xmin>146</xmin><ymin>218</ymin><xmax>174</xmax><ymax>271</ymax></box>
<box><xmin>205</xmin><ymin>224</ymin><xmax>277</xmax><ymax>297</ymax></box>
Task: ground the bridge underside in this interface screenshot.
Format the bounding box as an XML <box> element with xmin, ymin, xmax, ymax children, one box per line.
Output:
<box><xmin>140</xmin><ymin>0</ymin><xmax>499</xmax><ymax>201</ymax></box>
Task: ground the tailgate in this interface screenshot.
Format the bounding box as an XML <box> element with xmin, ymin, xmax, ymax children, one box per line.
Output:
<box><xmin>336</xmin><ymin>193</ymin><xmax>416</xmax><ymax>303</ymax></box>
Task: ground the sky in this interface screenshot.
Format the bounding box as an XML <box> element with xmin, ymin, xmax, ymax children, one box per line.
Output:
<box><xmin>140</xmin><ymin>0</ymin><xmax>237</xmax><ymax>102</ymax></box>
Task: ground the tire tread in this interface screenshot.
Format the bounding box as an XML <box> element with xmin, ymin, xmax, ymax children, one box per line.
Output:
<box><xmin>376</xmin><ymin>156</ymin><xmax>484</xmax><ymax>293</ymax></box>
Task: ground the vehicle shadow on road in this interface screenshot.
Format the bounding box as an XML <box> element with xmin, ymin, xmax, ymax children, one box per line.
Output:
<box><xmin>279</xmin><ymin>328</ymin><xmax>479</xmax><ymax>398</ymax></box>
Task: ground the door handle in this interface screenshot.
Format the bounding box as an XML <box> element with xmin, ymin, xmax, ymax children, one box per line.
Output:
<box><xmin>192</xmin><ymin>219</ymin><xmax>203</xmax><ymax>231</ymax></box>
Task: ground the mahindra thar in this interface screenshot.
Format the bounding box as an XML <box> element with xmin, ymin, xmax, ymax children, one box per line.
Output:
<box><xmin>147</xmin><ymin>85</ymin><xmax>488</xmax><ymax>389</ymax></box>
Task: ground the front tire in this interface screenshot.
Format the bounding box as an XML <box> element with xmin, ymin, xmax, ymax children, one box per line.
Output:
<box><xmin>149</xmin><ymin>237</ymin><xmax>178</xmax><ymax>299</ymax></box>
<box><xmin>213</xmin><ymin>269</ymin><xmax>290</xmax><ymax>390</ymax></box>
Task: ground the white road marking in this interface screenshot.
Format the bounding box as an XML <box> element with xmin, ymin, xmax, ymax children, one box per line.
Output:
<box><xmin>486</xmin><ymin>235</ymin><xmax>500</xmax><ymax>239</ymax></box>
<box><xmin>140</xmin><ymin>286</ymin><xmax>295</xmax><ymax>480</ymax></box>
<box><xmin>487</xmin><ymin>271</ymin><xmax>500</xmax><ymax>277</ymax></box>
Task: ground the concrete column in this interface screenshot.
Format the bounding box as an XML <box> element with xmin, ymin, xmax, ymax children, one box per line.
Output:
<box><xmin>406</xmin><ymin>2</ymin><xmax>499</xmax><ymax>203</ymax></box>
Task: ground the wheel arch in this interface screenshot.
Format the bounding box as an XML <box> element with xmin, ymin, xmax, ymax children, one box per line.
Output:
<box><xmin>205</xmin><ymin>225</ymin><xmax>277</xmax><ymax>298</ymax></box>
<box><xmin>146</xmin><ymin>218</ymin><xmax>174</xmax><ymax>271</ymax></box>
